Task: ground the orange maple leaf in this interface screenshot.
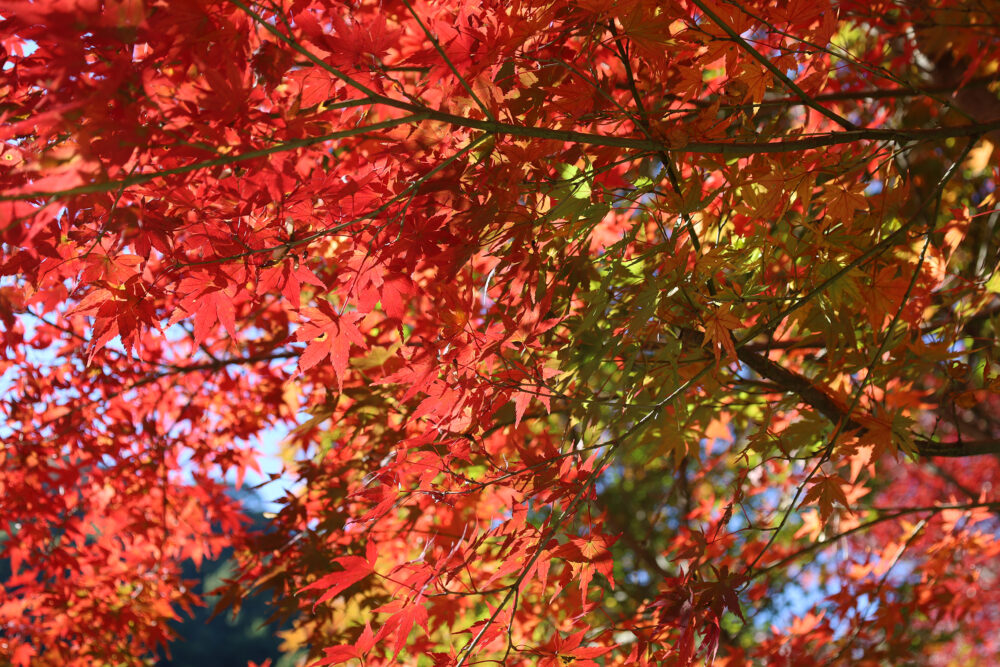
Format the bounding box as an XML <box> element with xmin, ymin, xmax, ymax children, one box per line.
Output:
<box><xmin>702</xmin><ymin>303</ymin><xmax>743</xmax><ymax>362</ymax></box>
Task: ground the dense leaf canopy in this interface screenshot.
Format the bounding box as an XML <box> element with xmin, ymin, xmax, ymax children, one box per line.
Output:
<box><xmin>2</xmin><ymin>0</ymin><xmax>1000</xmax><ymax>664</ymax></box>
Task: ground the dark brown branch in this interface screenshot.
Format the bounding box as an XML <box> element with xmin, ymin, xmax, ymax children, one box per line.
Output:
<box><xmin>739</xmin><ymin>344</ymin><xmax>1000</xmax><ymax>458</ymax></box>
<box><xmin>679</xmin><ymin>328</ymin><xmax>1000</xmax><ymax>458</ymax></box>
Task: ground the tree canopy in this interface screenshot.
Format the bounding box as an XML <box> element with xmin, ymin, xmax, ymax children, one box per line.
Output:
<box><xmin>3</xmin><ymin>0</ymin><xmax>1000</xmax><ymax>664</ymax></box>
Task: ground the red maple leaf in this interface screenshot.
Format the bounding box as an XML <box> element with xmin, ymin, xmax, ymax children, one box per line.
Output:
<box><xmin>295</xmin><ymin>303</ymin><xmax>367</xmax><ymax>390</ymax></box>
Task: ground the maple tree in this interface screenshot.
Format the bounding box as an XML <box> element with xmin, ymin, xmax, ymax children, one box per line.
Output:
<box><xmin>3</xmin><ymin>0</ymin><xmax>1000</xmax><ymax>664</ymax></box>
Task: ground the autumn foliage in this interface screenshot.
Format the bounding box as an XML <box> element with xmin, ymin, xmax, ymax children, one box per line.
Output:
<box><xmin>3</xmin><ymin>0</ymin><xmax>1000</xmax><ymax>664</ymax></box>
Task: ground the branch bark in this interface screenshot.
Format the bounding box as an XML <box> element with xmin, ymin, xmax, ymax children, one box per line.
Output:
<box><xmin>679</xmin><ymin>327</ymin><xmax>1000</xmax><ymax>458</ymax></box>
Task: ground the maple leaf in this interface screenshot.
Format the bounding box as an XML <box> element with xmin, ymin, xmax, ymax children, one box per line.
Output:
<box><xmin>295</xmin><ymin>304</ymin><xmax>367</xmax><ymax>390</ymax></box>
<box><xmin>823</xmin><ymin>183</ymin><xmax>869</xmax><ymax>225</ymax></box>
<box><xmin>257</xmin><ymin>259</ymin><xmax>323</xmax><ymax>310</ymax></box>
<box><xmin>302</xmin><ymin>542</ymin><xmax>377</xmax><ymax>607</ymax></box>
<box><xmin>531</xmin><ymin>628</ymin><xmax>615</xmax><ymax>667</ymax></box>
<box><xmin>802</xmin><ymin>474</ymin><xmax>852</xmax><ymax>522</ymax></box>
<box><xmin>10</xmin><ymin>642</ymin><xmax>36</xmax><ymax>667</ymax></box>
<box><xmin>375</xmin><ymin>599</ymin><xmax>431</xmax><ymax>659</ymax></box>
<box><xmin>251</xmin><ymin>40</ymin><xmax>294</xmax><ymax>92</ymax></box>
<box><xmin>171</xmin><ymin>275</ymin><xmax>240</xmax><ymax>347</ymax></box>
<box><xmin>315</xmin><ymin>623</ymin><xmax>376</xmax><ymax>666</ymax></box>
<box><xmin>864</xmin><ymin>265</ymin><xmax>911</xmax><ymax>329</ymax></box>
<box><xmin>701</xmin><ymin>303</ymin><xmax>742</xmax><ymax>362</ymax></box>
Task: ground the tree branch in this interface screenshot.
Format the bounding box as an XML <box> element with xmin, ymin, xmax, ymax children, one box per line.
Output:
<box><xmin>723</xmin><ymin>331</ymin><xmax>1000</xmax><ymax>458</ymax></box>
